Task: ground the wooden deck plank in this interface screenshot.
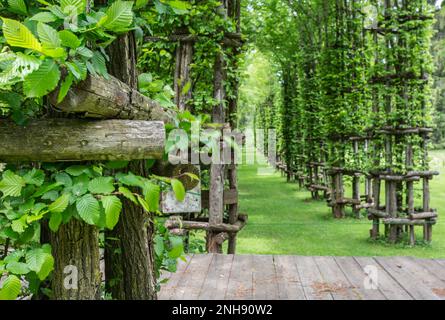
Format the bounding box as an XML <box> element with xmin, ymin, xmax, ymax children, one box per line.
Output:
<box><xmin>273</xmin><ymin>255</ymin><xmax>306</xmax><ymax>300</ymax></box>
<box><xmin>313</xmin><ymin>256</ymin><xmax>359</xmax><ymax>300</ymax></box>
<box><xmin>198</xmin><ymin>254</ymin><xmax>234</xmax><ymax>300</ymax></box>
<box><xmin>374</xmin><ymin>257</ymin><xmax>440</xmax><ymax>300</ymax></box>
<box><xmin>159</xmin><ymin>255</ymin><xmax>442</xmax><ymax>300</ymax></box>
<box><xmin>172</xmin><ymin>254</ymin><xmax>214</xmax><ymax>300</ymax></box>
<box><xmin>158</xmin><ymin>255</ymin><xmax>193</xmax><ymax>300</ymax></box>
<box><xmin>225</xmin><ymin>255</ymin><xmax>254</xmax><ymax>300</ymax></box>
<box><xmin>393</xmin><ymin>257</ymin><xmax>445</xmax><ymax>300</ymax></box>
<box><xmin>334</xmin><ymin>256</ymin><xmax>387</xmax><ymax>300</ymax></box>
<box><xmin>252</xmin><ymin>255</ymin><xmax>280</xmax><ymax>300</ymax></box>
<box><xmin>354</xmin><ymin>257</ymin><xmax>412</xmax><ymax>300</ymax></box>
<box><xmin>294</xmin><ymin>256</ymin><xmax>333</xmax><ymax>300</ymax></box>
<box><xmin>435</xmin><ymin>259</ymin><xmax>445</xmax><ymax>267</ymax></box>
<box><xmin>417</xmin><ymin>259</ymin><xmax>445</xmax><ymax>282</ymax></box>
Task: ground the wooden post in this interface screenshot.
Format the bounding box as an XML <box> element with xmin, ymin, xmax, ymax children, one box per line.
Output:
<box><xmin>174</xmin><ymin>39</ymin><xmax>194</xmax><ymax>111</ymax></box>
<box><xmin>352</xmin><ymin>140</ymin><xmax>360</xmax><ymax>217</ymax></box>
<box><xmin>227</xmin><ymin>165</ymin><xmax>239</xmax><ymax>254</ymax></box>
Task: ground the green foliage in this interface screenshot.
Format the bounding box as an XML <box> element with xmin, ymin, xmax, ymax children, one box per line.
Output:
<box><xmin>0</xmin><ymin>161</ymin><xmax>188</xmax><ymax>299</ymax></box>
<box><xmin>0</xmin><ymin>0</ymin><xmax>136</xmax><ymax>121</ymax></box>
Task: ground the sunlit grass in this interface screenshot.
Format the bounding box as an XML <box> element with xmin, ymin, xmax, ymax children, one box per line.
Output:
<box><xmin>233</xmin><ymin>149</ymin><xmax>445</xmax><ymax>258</ymax></box>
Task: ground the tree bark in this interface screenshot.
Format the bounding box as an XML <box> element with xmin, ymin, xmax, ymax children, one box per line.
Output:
<box><xmin>101</xmin><ymin>29</ymin><xmax>157</xmax><ymax>300</ymax></box>
<box><xmin>51</xmin><ymin>219</ymin><xmax>101</xmax><ymax>300</ymax></box>
<box><xmin>0</xmin><ymin>119</ymin><xmax>165</xmax><ymax>162</ymax></box>
<box><xmin>174</xmin><ymin>40</ymin><xmax>194</xmax><ymax>111</ymax></box>
<box><xmin>50</xmin><ymin>75</ymin><xmax>175</xmax><ymax>123</ymax></box>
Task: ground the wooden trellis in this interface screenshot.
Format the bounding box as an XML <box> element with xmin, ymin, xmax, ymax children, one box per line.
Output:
<box><xmin>366</xmin><ymin>0</ymin><xmax>438</xmax><ymax>244</ymax></box>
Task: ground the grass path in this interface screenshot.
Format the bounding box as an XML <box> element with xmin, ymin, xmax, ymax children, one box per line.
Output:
<box><xmin>235</xmin><ymin>150</ymin><xmax>445</xmax><ymax>258</ymax></box>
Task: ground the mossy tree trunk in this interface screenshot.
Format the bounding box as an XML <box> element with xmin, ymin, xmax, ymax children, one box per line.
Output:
<box><xmin>101</xmin><ymin>18</ymin><xmax>157</xmax><ymax>299</ymax></box>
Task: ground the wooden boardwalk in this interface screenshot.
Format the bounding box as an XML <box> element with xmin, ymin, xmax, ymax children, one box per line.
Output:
<box><xmin>159</xmin><ymin>254</ymin><xmax>445</xmax><ymax>300</ymax></box>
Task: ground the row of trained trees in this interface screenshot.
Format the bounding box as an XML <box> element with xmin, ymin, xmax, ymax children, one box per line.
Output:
<box><xmin>0</xmin><ymin>0</ymin><xmax>244</xmax><ymax>300</ymax></box>
<box><xmin>247</xmin><ymin>0</ymin><xmax>439</xmax><ymax>244</ymax></box>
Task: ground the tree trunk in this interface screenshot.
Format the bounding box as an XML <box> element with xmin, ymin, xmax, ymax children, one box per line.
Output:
<box><xmin>51</xmin><ymin>219</ymin><xmax>101</xmax><ymax>300</ymax></box>
<box><xmin>102</xmin><ymin>29</ymin><xmax>157</xmax><ymax>300</ymax></box>
<box><xmin>49</xmin><ymin>0</ymin><xmax>101</xmax><ymax>301</ymax></box>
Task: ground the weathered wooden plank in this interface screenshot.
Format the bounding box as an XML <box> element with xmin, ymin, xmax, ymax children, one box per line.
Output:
<box><xmin>201</xmin><ymin>189</ymin><xmax>238</xmax><ymax>209</ymax></box>
<box><xmin>174</xmin><ymin>254</ymin><xmax>214</xmax><ymax>300</ymax></box>
<box><xmin>0</xmin><ymin>119</ymin><xmax>165</xmax><ymax>162</ymax></box>
<box><xmin>313</xmin><ymin>256</ymin><xmax>358</xmax><ymax>300</ymax></box>
<box><xmin>51</xmin><ymin>75</ymin><xmax>175</xmax><ymax>123</ymax></box>
<box><xmin>273</xmin><ymin>255</ymin><xmax>306</xmax><ymax>300</ymax></box>
<box><xmin>374</xmin><ymin>257</ymin><xmax>440</xmax><ymax>300</ymax></box>
<box><xmin>294</xmin><ymin>256</ymin><xmax>333</xmax><ymax>300</ymax></box>
<box><xmin>334</xmin><ymin>257</ymin><xmax>386</xmax><ymax>300</ymax></box>
<box><xmin>354</xmin><ymin>257</ymin><xmax>412</xmax><ymax>300</ymax></box>
<box><xmin>199</xmin><ymin>254</ymin><xmax>234</xmax><ymax>300</ymax></box>
<box><xmin>225</xmin><ymin>255</ymin><xmax>254</xmax><ymax>300</ymax></box>
<box><xmin>416</xmin><ymin>259</ymin><xmax>445</xmax><ymax>282</ymax></box>
<box><xmin>252</xmin><ymin>255</ymin><xmax>280</xmax><ymax>300</ymax></box>
<box><xmin>393</xmin><ymin>257</ymin><xmax>445</xmax><ymax>299</ymax></box>
<box><xmin>158</xmin><ymin>255</ymin><xmax>193</xmax><ymax>300</ymax></box>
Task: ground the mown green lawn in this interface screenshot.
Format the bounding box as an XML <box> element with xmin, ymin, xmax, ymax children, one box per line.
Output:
<box><xmin>233</xmin><ymin>150</ymin><xmax>445</xmax><ymax>258</ymax></box>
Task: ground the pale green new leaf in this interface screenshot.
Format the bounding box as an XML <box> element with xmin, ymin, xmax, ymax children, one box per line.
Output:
<box><xmin>23</xmin><ymin>59</ymin><xmax>61</xmax><ymax>98</ymax></box>
<box><xmin>60</xmin><ymin>0</ymin><xmax>86</xmax><ymax>15</ymax></box>
<box><xmin>0</xmin><ymin>275</ymin><xmax>21</xmax><ymax>300</ymax></box>
<box><xmin>30</xmin><ymin>12</ymin><xmax>58</xmax><ymax>23</ymax></box>
<box><xmin>6</xmin><ymin>261</ymin><xmax>30</xmax><ymax>275</ymax></box>
<box><xmin>48</xmin><ymin>211</ymin><xmax>62</xmax><ymax>232</ymax></box>
<box><xmin>88</xmin><ymin>177</ymin><xmax>115</xmax><ymax>194</ymax></box>
<box><xmin>49</xmin><ymin>193</ymin><xmax>71</xmax><ymax>214</ymax></box>
<box><xmin>101</xmin><ymin>195</ymin><xmax>122</xmax><ymax>230</ymax></box>
<box><xmin>102</xmin><ymin>1</ymin><xmax>134</xmax><ymax>32</ymax></box>
<box><xmin>76</xmin><ymin>194</ymin><xmax>100</xmax><ymax>225</ymax></box>
<box><xmin>171</xmin><ymin>178</ymin><xmax>185</xmax><ymax>202</ymax></box>
<box><xmin>118</xmin><ymin>186</ymin><xmax>137</xmax><ymax>204</ymax></box>
<box><xmin>1</xmin><ymin>18</ymin><xmax>42</xmax><ymax>52</ymax></box>
<box><xmin>0</xmin><ymin>170</ymin><xmax>25</xmax><ymax>198</ymax></box>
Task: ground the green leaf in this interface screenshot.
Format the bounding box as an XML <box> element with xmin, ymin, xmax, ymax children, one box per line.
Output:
<box><xmin>88</xmin><ymin>51</ymin><xmax>108</xmax><ymax>77</ymax></box>
<box><xmin>118</xmin><ymin>186</ymin><xmax>137</xmax><ymax>204</ymax></box>
<box><xmin>101</xmin><ymin>196</ymin><xmax>122</xmax><ymax>230</ymax></box>
<box><xmin>11</xmin><ymin>218</ymin><xmax>27</xmax><ymax>234</ymax></box>
<box><xmin>23</xmin><ymin>169</ymin><xmax>45</xmax><ymax>186</ymax></box>
<box><xmin>54</xmin><ymin>172</ymin><xmax>73</xmax><ymax>187</ymax></box>
<box><xmin>23</xmin><ymin>59</ymin><xmax>61</xmax><ymax>98</ymax></box>
<box><xmin>49</xmin><ymin>193</ymin><xmax>71</xmax><ymax>214</ymax></box>
<box><xmin>1</xmin><ymin>18</ymin><xmax>42</xmax><ymax>52</ymax></box>
<box><xmin>60</xmin><ymin>0</ymin><xmax>86</xmax><ymax>15</ymax></box>
<box><xmin>57</xmin><ymin>73</ymin><xmax>74</xmax><ymax>103</ymax></box>
<box><xmin>102</xmin><ymin>0</ymin><xmax>134</xmax><ymax>32</ymax></box>
<box><xmin>48</xmin><ymin>211</ymin><xmax>63</xmax><ymax>232</ymax></box>
<box><xmin>0</xmin><ymin>275</ymin><xmax>21</xmax><ymax>300</ymax></box>
<box><xmin>65</xmin><ymin>165</ymin><xmax>88</xmax><ymax>176</ymax></box>
<box><xmin>171</xmin><ymin>179</ymin><xmax>185</xmax><ymax>202</ymax></box>
<box><xmin>25</xmin><ymin>248</ymin><xmax>54</xmax><ymax>280</ymax></box>
<box><xmin>7</xmin><ymin>0</ymin><xmax>27</xmax><ymax>15</ymax></box>
<box><xmin>76</xmin><ymin>194</ymin><xmax>100</xmax><ymax>225</ymax></box>
<box><xmin>88</xmin><ymin>177</ymin><xmax>115</xmax><ymax>194</ymax></box>
<box><xmin>37</xmin><ymin>22</ymin><xmax>62</xmax><ymax>49</ymax></box>
<box><xmin>0</xmin><ymin>170</ymin><xmax>25</xmax><ymax>198</ymax></box>
<box><xmin>143</xmin><ymin>182</ymin><xmax>160</xmax><ymax>212</ymax></box>
<box><xmin>30</xmin><ymin>12</ymin><xmax>57</xmax><ymax>23</ymax></box>
<box><xmin>136</xmin><ymin>194</ymin><xmax>150</xmax><ymax>212</ymax></box>
<box><xmin>168</xmin><ymin>0</ymin><xmax>191</xmax><ymax>11</ymax></box>
<box><xmin>6</xmin><ymin>261</ymin><xmax>30</xmax><ymax>275</ymax></box>
<box><xmin>59</xmin><ymin>30</ymin><xmax>81</xmax><ymax>49</ymax></box>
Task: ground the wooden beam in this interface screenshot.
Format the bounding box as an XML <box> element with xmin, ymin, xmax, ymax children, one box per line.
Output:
<box><xmin>0</xmin><ymin>119</ymin><xmax>165</xmax><ymax>162</ymax></box>
<box><xmin>50</xmin><ymin>75</ymin><xmax>175</xmax><ymax>123</ymax></box>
